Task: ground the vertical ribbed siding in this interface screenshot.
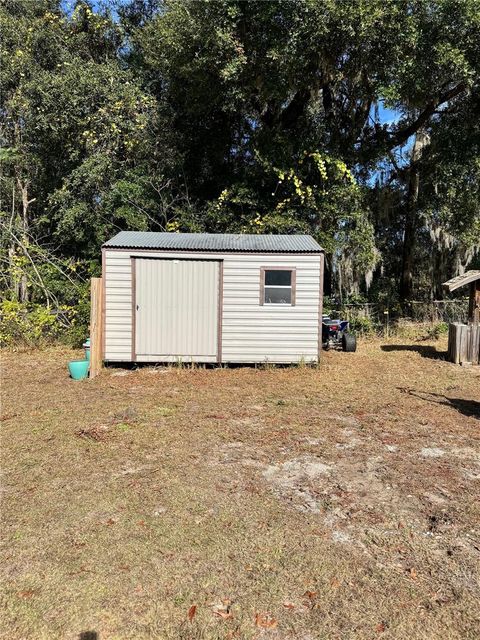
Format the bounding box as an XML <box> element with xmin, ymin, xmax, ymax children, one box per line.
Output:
<box><xmin>134</xmin><ymin>259</ymin><xmax>218</xmax><ymax>358</ymax></box>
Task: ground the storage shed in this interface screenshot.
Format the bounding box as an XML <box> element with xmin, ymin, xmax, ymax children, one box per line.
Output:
<box><xmin>102</xmin><ymin>232</ymin><xmax>324</xmax><ymax>364</ymax></box>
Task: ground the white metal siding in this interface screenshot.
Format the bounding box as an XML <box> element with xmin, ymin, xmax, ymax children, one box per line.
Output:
<box><xmin>135</xmin><ymin>259</ymin><xmax>218</xmax><ymax>359</ymax></box>
<box><xmin>104</xmin><ymin>249</ymin><xmax>321</xmax><ymax>363</ymax></box>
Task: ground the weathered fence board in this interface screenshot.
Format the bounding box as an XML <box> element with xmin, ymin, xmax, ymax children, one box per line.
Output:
<box><xmin>89</xmin><ymin>277</ymin><xmax>104</xmax><ymax>378</ymax></box>
<box><xmin>447</xmin><ymin>322</ymin><xmax>480</xmax><ymax>365</ymax></box>
<box><xmin>468</xmin><ymin>323</ymin><xmax>480</xmax><ymax>364</ymax></box>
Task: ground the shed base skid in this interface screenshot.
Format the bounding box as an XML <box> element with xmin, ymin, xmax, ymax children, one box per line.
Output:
<box><xmin>133</xmin><ymin>354</ymin><xmax>218</xmax><ymax>364</ymax></box>
<box><xmin>105</xmin><ymin>356</ymin><xmax>319</xmax><ymax>366</ymax></box>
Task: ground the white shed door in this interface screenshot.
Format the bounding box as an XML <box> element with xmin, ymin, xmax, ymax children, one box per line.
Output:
<box><xmin>135</xmin><ymin>259</ymin><xmax>219</xmax><ymax>359</ymax></box>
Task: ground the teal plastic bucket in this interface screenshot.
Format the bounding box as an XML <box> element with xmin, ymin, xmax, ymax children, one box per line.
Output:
<box><xmin>68</xmin><ymin>359</ymin><xmax>89</xmax><ymax>380</ymax></box>
<box><xmin>83</xmin><ymin>338</ymin><xmax>91</xmax><ymax>361</ymax></box>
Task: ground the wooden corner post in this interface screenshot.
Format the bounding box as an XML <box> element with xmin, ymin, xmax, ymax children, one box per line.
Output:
<box><xmin>468</xmin><ymin>279</ymin><xmax>480</xmax><ymax>326</ymax></box>
<box><xmin>90</xmin><ymin>277</ymin><xmax>104</xmax><ymax>378</ymax></box>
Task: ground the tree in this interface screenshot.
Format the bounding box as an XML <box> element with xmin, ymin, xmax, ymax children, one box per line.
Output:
<box><xmin>1</xmin><ymin>0</ymin><xmax>479</xmax><ymax>329</ymax></box>
<box><xmin>127</xmin><ymin>0</ymin><xmax>480</xmax><ymax>297</ymax></box>
<box><xmin>0</xmin><ymin>0</ymin><xmax>175</xmax><ymax>306</ymax></box>
<box><xmin>417</xmin><ymin>88</ymin><xmax>480</xmax><ymax>297</ymax></box>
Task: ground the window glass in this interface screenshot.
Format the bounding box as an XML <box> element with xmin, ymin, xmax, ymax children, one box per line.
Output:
<box><xmin>265</xmin><ymin>270</ymin><xmax>292</xmax><ymax>286</ymax></box>
<box><xmin>264</xmin><ymin>286</ymin><xmax>292</xmax><ymax>304</ymax></box>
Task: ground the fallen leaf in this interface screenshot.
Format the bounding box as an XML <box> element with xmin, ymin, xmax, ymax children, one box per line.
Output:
<box><xmin>409</xmin><ymin>567</ymin><xmax>417</xmax><ymax>579</ymax></box>
<box><xmin>214</xmin><ymin>610</ymin><xmax>233</xmax><ymax>620</ymax></box>
<box><xmin>303</xmin><ymin>590</ymin><xmax>317</xmax><ymax>600</ymax></box>
<box><xmin>330</xmin><ymin>577</ymin><xmax>341</xmax><ymax>588</ymax></box>
<box><xmin>255</xmin><ymin>612</ymin><xmax>277</xmax><ymax>629</ymax></box>
<box><xmin>283</xmin><ymin>602</ymin><xmax>295</xmax><ymax>609</ymax></box>
<box><xmin>376</xmin><ymin>622</ymin><xmax>387</xmax><ymax>633</ymax></box>
<box><xmin>137</xmin><ymin>520</ymin><xmax>146</xmax><ymax>526</ymax></box>
<box><xmin>210</xmin><ymin>599</ymin><xmax>233</xmax><ymax>620</ymax></box>
<box><xmin>188</xmin><ymin>604</ymin><xmax>197</xmax><ymax>622</ymax></box>
<box><xmin>17</xmin><ymin>590</ymin><xmax>35</xmax><ymax>598</ymax></box>
<box><xmin>79</xmin><ymin>565</ymin><xmax>92</xmax><ymax>573</ymax></box>
<box><xmin>0</xmin><ymin>412</ymin><xmax>18</xmax><ymax>422</ymax></box>
<box><xmin>106</xmin><ymin>518</ymin><xmax>116</xmax><ymax>526</ymax></box>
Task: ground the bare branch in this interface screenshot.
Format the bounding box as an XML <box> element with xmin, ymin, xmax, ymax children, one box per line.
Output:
<box><xmin>387</xmin><ymin>82</ymin><xmax>467</xmax><ymax>149</ymax></box>
<box><xmin>4</xmin><ymin>227</ymin><xmax>52</xmax><ymax>307</ymax></box>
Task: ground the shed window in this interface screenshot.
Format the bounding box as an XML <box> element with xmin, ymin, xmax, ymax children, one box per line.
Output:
<box><xmin>261</xmin><ymin>268</ymin><xmax>296</xmax><ymax>305</ymax></box>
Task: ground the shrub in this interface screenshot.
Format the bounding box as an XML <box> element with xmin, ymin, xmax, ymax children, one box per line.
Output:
<box><xmin>0</xmin><ymin>300</ymin><xmax>77</xmax><ymax>347</ymax></box>
<box><xmin>60</xmin><ymin>285</ymin><xmax>91</xmax><ymax>347</ymax></box>
<box><xmin>425</xmin><ymin>322</ymin><xmax>449</xmax><ymax>340</ymax></box>
<box><xmin>349</xmin><ymin>315</ymin><xmax>377</xmax><ymax>336</ymax></box>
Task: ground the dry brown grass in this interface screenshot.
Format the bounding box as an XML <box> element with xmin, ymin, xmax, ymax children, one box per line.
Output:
<box><xmin>1</xmin><ymin>337</ymin><xmax>479</xmax><ymax>640</ymax></box>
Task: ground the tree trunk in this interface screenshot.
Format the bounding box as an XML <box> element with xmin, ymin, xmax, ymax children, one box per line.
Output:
<box><xmin>399</xmin><ymin>165</ymin><xmax>419</xmax><ymax>306</ymax></box>
<box><xmin>399</xmin><ymin>129</ymin><xmax>429</xmax><ymax>308</ymax></box>
<box><xmin>432</xmin><ymin>245</ymin><xmax>449</xmax><ymax>300</ymax></box>
<box><xmin>15</xmin><ymin>178</ymin><xmax>35</xmax><ymax>303</ymax></box>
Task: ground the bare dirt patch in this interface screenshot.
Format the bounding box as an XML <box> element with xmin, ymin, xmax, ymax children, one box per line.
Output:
<box><xmin>1</xmin><ymin>338</ymin><xmax>479</xmax><ymax>639</ymax></box>
<box><xmin>263</xmin><ymin>457</ymin><xmax>332</xmax><ymax>513</ymax></box>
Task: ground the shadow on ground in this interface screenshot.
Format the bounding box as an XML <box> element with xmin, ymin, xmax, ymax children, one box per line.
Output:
<box><xmin>79</xmin><ymin>633</ymin><xmax>98</xmax><ymax>640</ymax></box>
<box><xmin>398</xmin><ymin>388</ymin><xmax>480</xmax><ymax>420</ymax></box>
<box><xmin>381</xmin><ymin>344</ymin><xmax>447</xmax><ymax>360</ymax></box>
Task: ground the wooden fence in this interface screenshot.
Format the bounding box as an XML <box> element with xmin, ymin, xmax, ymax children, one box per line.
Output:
<box><xmin>337</xmin><ymin>300</ymin><xmax>469</xmax><ymax>324</ymax></box>
<box><xmin>447</xmin><ymin>323</ymin><xmax>480</xmax><ymax>365</ymax></box>
<box><xmin>89</xmin><ymin>277</ymin><xmax>103</xmax><ymax>378</ymax></box>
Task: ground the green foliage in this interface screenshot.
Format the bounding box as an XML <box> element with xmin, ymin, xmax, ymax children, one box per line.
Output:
<box><xmin>425</xmin><ymin>322</ymin><xmax>449</xmax><ymax>340</ymax></box>
<box><xmin>1</xmin><ymin>0</ymin><xmax>480</xmax><ymax>338</ymax></box>
<box><xmin>0</xmin><ymin>287</ymin><xmax>90</xmax><ymax>348</ymax></box>
<box><xmin>348</xmin><ymin>316</ymin><xmax>377</xmax><ymax>337</ymax></box>
<box><xmin>0</xmin><ymin>299</ymin><xmax>74</xmax><ymax>347</ymax></box>
<box><xmin>322</xmin><ymin>296</ymin><xmax>334</xmax><ymax>316</ymax></box>
<box><xmin>61</xmin><ymin>281</ymin><xmax>92</xmax><ymax>347</ymax></box>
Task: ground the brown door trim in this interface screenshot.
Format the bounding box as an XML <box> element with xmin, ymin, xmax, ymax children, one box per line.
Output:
<box><xmin>318</xmin><ymin>253</ymin><xmax>325</xmax><ymax>361</ymax></box>
<box><xmin>217</xmin><ymin>261</ymin><xmax>224</xmax><ymax>363</ymax></box>
<box><xmin>131</xmin><ymin>256</ymin><xmax>223</xmax><ymax>364</ymax></box>
<box><xmin>131</xmin><ymin>257</ymin><xmax>137</xmax><ymax>362</ymax></box>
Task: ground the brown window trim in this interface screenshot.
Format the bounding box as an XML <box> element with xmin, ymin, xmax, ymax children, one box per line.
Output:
<box><xmin>260</xmin><ymin>266</ymin><xmax>296</xmax><ymax>306</ymax></box>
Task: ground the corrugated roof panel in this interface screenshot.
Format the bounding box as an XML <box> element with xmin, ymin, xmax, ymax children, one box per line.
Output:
<box><xmin>103</xmin><ymin>232</ymin><xmax>323</xmax><ymax>253</ymax></box>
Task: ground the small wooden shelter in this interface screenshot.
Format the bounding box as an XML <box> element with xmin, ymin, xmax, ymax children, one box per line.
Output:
<box><xmin>443</xmin><ymin>270</ymin><xmax>480</xmax><ymax>365</ymax></box>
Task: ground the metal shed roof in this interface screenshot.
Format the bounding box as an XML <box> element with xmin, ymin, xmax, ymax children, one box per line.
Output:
<box><xmin>103</xmin><ymin>231</ymin><xmax>323</xmax><ymax>253</ymax></box>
